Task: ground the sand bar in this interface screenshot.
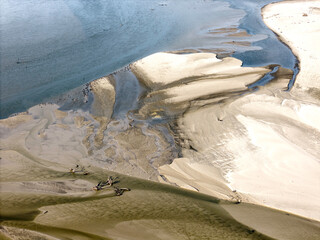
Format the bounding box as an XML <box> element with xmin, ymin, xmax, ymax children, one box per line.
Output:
<box><xmin>1</xmin><ymin>1</ymin><xmax>320</xmax><ymax>238</ymax></box>
<box><xmin>263</xmin><ymin>0</ymin><xmax>320</xmax><ymax>94</ymax></box>
<box><xmin>140</xmin><ymin>1</ymin><xmax>320</xmax><ymax>221</ymax></box>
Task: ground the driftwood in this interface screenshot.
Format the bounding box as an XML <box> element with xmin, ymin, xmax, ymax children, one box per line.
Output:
<box><xmin>114</xmin><ymin>187</ymin><xmax>131</xmax><ymax>196</ymax></box>
<box><xmin>92</xmin><ymin>177</ymin><xmax>130</xmax><ymax>196</ymax></box>
<box><xmin>93</xmin><ymin>176</ymin><xmax>119</xmax><ymax>191</ymax></box>
<box><xmin>106</xmin><ymin>176</ymin><xmax>119</xmax><ymax>186</ymax></box>
<box><xmin>70</xmin><ymin>165</ymin><xmax>89</xmax><ymax>175</ymax></box>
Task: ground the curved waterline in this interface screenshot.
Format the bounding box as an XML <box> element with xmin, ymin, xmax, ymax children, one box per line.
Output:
<box><xmin>0</xmin><ymin>0</ymin><xmax>297</xmax><ymax>118</ymax></box>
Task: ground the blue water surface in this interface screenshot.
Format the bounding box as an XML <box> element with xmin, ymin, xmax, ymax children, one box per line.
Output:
<box><xmin>0</xmin><ymin>0</ymin><xmax>295</xmax><ymax>118</ymax></box>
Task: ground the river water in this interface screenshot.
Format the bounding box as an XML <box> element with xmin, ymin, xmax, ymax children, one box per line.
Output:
<box><xmin>2</xmin><ymin>2</ymin><xmax>320</xmax><ymax>239</ymax></box>
<box><xmin>0</xmin><ymin>0</ymin><xmax>296</xmax><ymax>118</ymax></box>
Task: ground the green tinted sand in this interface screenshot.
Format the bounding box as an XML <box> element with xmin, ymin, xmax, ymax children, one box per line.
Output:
<box><xmin>1</xmin><ymin>147</ymin><xmax>320</xmax><ymax>240</ymax></box>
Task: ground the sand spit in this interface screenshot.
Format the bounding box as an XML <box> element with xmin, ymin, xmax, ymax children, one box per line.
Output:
<box><xmin>131</xmin><ymin>52</ymin><xmax>269</xmax><ymax>90</ymax></box>
<box><xmin>263</xmin><ymin>0</ymin><xmax>320</xmax><ymax>95</ymax></box>
<box><xmin>129</xmin><ymin>50</ymin><xmax>316</xmax><ymax>221</ymax></box>
<box><xmin>131</xmin><ymin>52</ymin><xmax>272</xmax><ymax>118</ymax></box>
<box><xmin>130</xmin><ymin>52</ymin><xmax>294</xmax><ymax>203</ymax></box>
<box><xmin>90</xmin><ymin>76</ymin><xmax>115</xmax><ymax>119</ymax></box>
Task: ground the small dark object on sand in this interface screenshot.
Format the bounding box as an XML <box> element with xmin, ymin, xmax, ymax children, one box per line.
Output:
<box><xmin>114</xmin><ymin>187</ymin><xmax>131</xmax><ymax>196</ymax></box>
<box><xmin>93</xmin><ymin>176</ymin><xmax>119</xmax><ymax>191</ymax></box>
<box><xmin>93</xmin><ymin>181</ymin><xmax>107</xmax><ymax>191</ymax></box>
<box><xmin>106</xmin><ymin>176</ymin><xmax>119</xmax><ymax>186</ymax></box>
<box><xmin>70</xmin><ymin>165</ymin><xmax>89</xmax><ymax>175</ymax></box>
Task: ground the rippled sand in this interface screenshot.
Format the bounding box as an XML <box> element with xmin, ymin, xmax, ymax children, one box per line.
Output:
<box><xmin>130</xmin><ymin>38</ymin><xmax>320</xmax><ymax>221</ymax></box>
<box><xmin>2</xmin><ymin>1</ymin><xmax>320</xmax><ymax>237</ymax></box>
<box><xmin>1</xmin><ymin>131</ymin><xmax>319</xmax><ymax>240</ymax></box>
<box><xmin>0</xmin><ymin>122</ymin><xmax>272</xmax><ymax>240</ymax></box>
<box><xmin>1</xmin><ymin>52</ymin><xmax>320</xmax><ymax>239</ymax></box>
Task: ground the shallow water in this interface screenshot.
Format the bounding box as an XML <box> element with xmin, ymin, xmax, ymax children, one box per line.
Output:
<box><xmin>1</xmin><ymin>1</ymin><xmax>312</xmax><ymax>239</ymax></box>
<box><xmin>227</xmin><ymin>0</ymin><xmax>299</xmax><ymax>88</ymax></box>
<box><xmin>0</xmin><ymin>0</ymin><xmax>296</xmax><ymax>118</ymax></box>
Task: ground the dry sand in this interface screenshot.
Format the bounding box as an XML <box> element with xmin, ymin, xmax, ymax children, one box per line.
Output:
<box><xmin>263</xmin><ymin>0</ymin><xmax>320</xmax><ymax>94</ymax></box>
<box><xmin>131</xmin><ymin>52</ymin><xmax>269</xmax><ymax>90</ymax></box>
<box><xmin>2</xmin><ymin>113</ymin><xmax>301</xmax><ymax>240</ymax></box>
<box><xmin>1</xmin><ymin>53</ymin><xmax>319</xmax><ymax>239</ymax></box>
<box><xmin>174</xmin><ymin>91</ymin><xmax>320</xmax><ymax>220</ymax></box>
<box><xmin>131</xmin><ymin>52</ymin><xmax>271</xmax><ymax>119</ymax></box>
<box><xmin>1</xmin><ymin>1</ymin><xmax>320</xmax><ymax>238</ymax></box>
<box><xmin>150</xmin><ymin>0</ymin><xmax>320</xmax><ymax>222</ymax></box>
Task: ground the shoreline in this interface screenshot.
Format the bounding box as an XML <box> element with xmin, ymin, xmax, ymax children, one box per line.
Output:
<box><xmin>260</xmin><ymin>3</ymin><xmax>301</xmax><ymax>90</ymax></box>
<box><xmin>1</xmin><ymin>0</ymin><xmax>298</xmax><ymax>119</ymax></box>
<box><xmin>154</xmin><ymin>0</ymin><xmax>320</xmax><ymax>221</ymax></box>
<box><xmin>262</xmin><ymin>0</ymin><xmax>320</xmax><ymax>95</ymax></box>
<box><xmin>1</xmin><ymin>1</ymin><xmax>320</xmax><ymax>239</ymax></box>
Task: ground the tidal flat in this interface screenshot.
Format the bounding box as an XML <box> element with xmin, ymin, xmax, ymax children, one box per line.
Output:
<box><xmin>1</xmin><ymin>0</ymin><xmax>320</xmax><ymax>239</ymax></box>
<box><xmin>0</xmin><ymin>143</ymin><xmax>319</xmax><ymax>240</ymax></box>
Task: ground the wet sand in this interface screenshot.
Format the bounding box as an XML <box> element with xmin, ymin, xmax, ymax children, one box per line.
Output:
<box><xmin>1</xmin><ymin>123</ymin><xmax>320</xmax><ymax>240</ymax></box>
<box><xmin>1</xmin><ymin>51</ymin><xmax>319</xmax><ymax>239</ymax></box>
<box><xmin>154</xmin><ymin>0</ymin><xmax>320</xmax><ymax>222</ymax></box>
<box><xmin>129</xmin><ymin>49</ymin><xmax>318</xmax><ymax>222</ymax></box>
<box><xmin>1</xmin><ymin>0</ymin><xmax>320</xmax><ymax>239</ymax></box>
